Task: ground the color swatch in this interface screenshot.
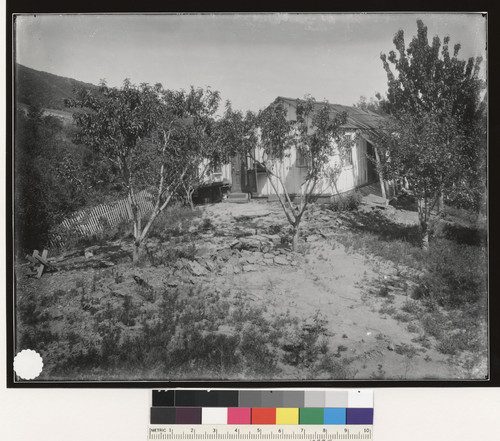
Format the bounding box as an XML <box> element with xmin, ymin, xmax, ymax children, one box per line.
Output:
<box><xmin>151</xmin><ymin>390</ymin><xmax>373</xmax><ymax>425</ymax></box>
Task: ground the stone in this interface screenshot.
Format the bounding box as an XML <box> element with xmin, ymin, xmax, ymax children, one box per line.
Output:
<box><xmin>187</xmin><ymin>260</ymin><xmax>207</xmax><ymax>276</ymax></box>
<box><xmin>233</xmin><ymin>265</ymin><xmax>242</xmax><ymax>274</ymax></box>
<box><xmin>203</xmin><ymin>259</ymin><xmax>217</xmax><ymax>272</ymax></box>
<box><xmin>245</xmin><ymin>253</ymin><xmax>260</xmax><ymax>264</ymax></box>
<box><xmin>227</xmin><ymin>256</ymin><xmax>240</xmax><ymax>268</ymax></box>
<box><xmin>243</xmin><ymin>264</ymin><xmax>258</xmax><ymax>272</ymax></box>
<box><xmin>263</xmin><ymin>258</ymin><xmax>274</xmax><ymax>265</ymax></box>
<box><xmin>274</xmin><ymin>255</ymin><xmax>289</xmax><ymax>265</ymax></box>
<box><xmin>166</xmin><ymin>280</ymin><xmax>180</xmax><ymax>287</ymax></box>
<box><xmin>261</xmin><ymin>234</ymin><xmax>281</xmax><ymax>244</ymax></box>
<box><xmin>307</xmin><ymin>234</ymin><xmax>321</xmax><ymax>243</ymax></box>
<box><xmin>264</xmin><ymin>253</ymin><xmax>274</xmax><ymax>259</ymax></box>
<box><xmin>237</xmin><ymin>237</ymin><xmax>263</xmax><ymax>251</ymax></box>
<box><xmin>229</xmin><ymin>240</ymin><xmax>241</xmax><ymax>249</ymax></box>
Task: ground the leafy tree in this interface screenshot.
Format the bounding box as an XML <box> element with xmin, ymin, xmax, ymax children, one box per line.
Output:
<box><xmin>14</xmin><ymin>106</ymin><xmax>86</xmax><ymax>253</ymax></box>
<box><xmin>67</xmin><ymin>81</ymin><xmax>222</xmax><ymax>261</ymax></box>
<box><xmin>375</xmin><ymin>19</ymin><xmax>486</xmax><ymax>248</ymax></box>
<box><xmin>353</xmin><ymin>96</ymin><xmax>384</xmax><ymax>115</ymax></box>
<box><xmin>239</xmin><ymin>97</ymin><xmax>353</xmax><ymax>250</ymax></box>
<box><xmin>171</xmin><ymin>87</ymin><xmax>226</xmax><ymax>209</ymax></box>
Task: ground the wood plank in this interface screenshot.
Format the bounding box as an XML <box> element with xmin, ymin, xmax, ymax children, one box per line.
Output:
<box><xmin>34</xmin><ymin>250</ymin><xmax>57</xmax><ymax>272</ymax></box>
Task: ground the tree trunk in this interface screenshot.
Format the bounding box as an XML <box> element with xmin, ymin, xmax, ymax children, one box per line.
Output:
<box><xmin>333</xmin><ymin>179</ymin><xmax>343</xmax><ymax>202</ymax></box>
<box><xmin>292</xmin><ymin>226</ymin><xmax>300</xmax><ymax>251</ymax></box>
<box><xmin>421</xmin><ymin>223</ymin><xmax>429</xmax><ymax>251</ymax></box>
<box><xmin>132</xmin><ymin>240</ymin><xmax>144</xmax><ymax>263</ymax></box>
<box><xmin>417</xmin><ymin>198</ymin><xmax>430</xmax><ymax>251</ymax></box>
<box><xmin>186</xmin><ymin>188</ymin><xmax>195</xmax><ymax>210</ymax></box>
<box><xmin>437</xmin><ymin>192</ymin><xmax>444</xmax><ymax>215</ymax></box>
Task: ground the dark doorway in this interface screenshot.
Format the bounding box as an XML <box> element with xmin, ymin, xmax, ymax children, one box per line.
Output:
<box><xmin>366</xmin><ymin>141</ymin><xmax>378</xmax><ymax>183</ymax></box>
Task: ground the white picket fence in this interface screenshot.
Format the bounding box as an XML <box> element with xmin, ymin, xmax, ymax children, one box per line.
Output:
<box><xmin>50</xmin><ymin>190</ymin><xmax>155</xmax><ymax>247</ymax></box>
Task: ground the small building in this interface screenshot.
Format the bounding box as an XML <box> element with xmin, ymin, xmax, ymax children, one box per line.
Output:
<box><xmin>228</xmin><ymin>97</ymin><xmax>386</xmax><ymax>200</ymax></box>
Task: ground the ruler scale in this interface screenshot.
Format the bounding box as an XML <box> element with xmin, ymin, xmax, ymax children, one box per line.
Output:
<box><xmin>147</xmin><ymin>425</ymin><xmax>373</xmax><ymax>441</ymax></box>
<box><xmin>150</xmin><ymin>390</ymin><xmax>373</xmax><ymax>441</ymax></box>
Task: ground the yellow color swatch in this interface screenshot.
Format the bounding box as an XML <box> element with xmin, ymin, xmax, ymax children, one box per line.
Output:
<box><xmin>276</xmin><ymin>408</ymin><xmax>299</xmax><ymax>425</ymax></box>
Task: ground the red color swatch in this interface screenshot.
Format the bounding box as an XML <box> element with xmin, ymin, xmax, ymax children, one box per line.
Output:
<box><xmin>227</xmin><ymin>407</ymin><xmax>252</xmax><ymax>424</ymax></box>
<box><xmin>251</xmin><ymin>408</ymin><xmax>276</xmax><ymax>424</ymax></box>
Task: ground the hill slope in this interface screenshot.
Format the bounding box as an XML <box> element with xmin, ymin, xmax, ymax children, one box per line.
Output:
<box><xmin>15</xmin><ymin>63</ymin><xmax>99</xmax><ymax>110</ymax></box>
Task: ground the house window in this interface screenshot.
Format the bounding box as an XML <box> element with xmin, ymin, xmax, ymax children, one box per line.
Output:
<box><xmin>341</xmin><ymin>148</ymin><xmax>353</xmax><ymax>168</ymax></box>
<box><xmin>296</xmin><ymin>149</ymin><xmax>309</xmax><ymax>168</ymax></box>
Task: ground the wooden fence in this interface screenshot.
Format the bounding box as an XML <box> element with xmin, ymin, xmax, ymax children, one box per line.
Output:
<box><xmin>50</xmin><ymin>190</ymin><xmax>155</xmax><ymax>247</ymax></box>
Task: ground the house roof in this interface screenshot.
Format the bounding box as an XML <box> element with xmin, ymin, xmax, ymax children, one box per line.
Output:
<box><xmin>275</xmin><ymin>96</ymin><xmax>386</xmax><ymax>132</ymax></box>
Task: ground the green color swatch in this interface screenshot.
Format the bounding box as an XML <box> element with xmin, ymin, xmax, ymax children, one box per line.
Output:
<box><xmin>299</xmin><ymin>408</ymin><xmax>324</xmax><ymax>424</ymax></box>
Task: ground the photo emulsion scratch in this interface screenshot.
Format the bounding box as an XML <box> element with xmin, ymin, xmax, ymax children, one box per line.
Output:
<box><xmin>11</xmin><ymin>13</ymin><xmax>488</xmax><ymax>383</ymax></box>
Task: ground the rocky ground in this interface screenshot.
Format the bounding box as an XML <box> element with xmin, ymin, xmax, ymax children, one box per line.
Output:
<box><xmin>15</xmin><ymin>198</ymin><xmax>486</xmax><ymax>381</ymax></box>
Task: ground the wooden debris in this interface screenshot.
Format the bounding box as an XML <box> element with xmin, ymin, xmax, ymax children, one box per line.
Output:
<box><xmin>25</xmin><ymin>249</ymin><xmax>57</xmax><ymax>278</ymax></box>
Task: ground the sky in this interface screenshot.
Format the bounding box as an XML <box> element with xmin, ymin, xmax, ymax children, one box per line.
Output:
<box><xmin>14</xmin><ymin>13</ymin><xmax>487</xmax><ymax>113</ymax></box>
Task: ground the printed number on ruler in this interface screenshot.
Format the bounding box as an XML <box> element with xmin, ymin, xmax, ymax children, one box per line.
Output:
<box><xmin>148</xmin><ymin>425</ymin><xmax>373</xmax><ymax>440</ymax></box>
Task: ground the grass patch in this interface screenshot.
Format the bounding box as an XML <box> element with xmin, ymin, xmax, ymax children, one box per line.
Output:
<box><xmin>21</xmin><ymin>284</ymin><xmax>353</xmax><ymax>381</ymax></box>
<box><xmin>336</xmin><ymin>206</ymin><xmax>487</xmax><ymax>374</ymax></box>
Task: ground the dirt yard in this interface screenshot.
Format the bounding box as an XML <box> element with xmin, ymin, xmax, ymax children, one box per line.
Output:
<box><xmin>200</xmin><ymin>201</ymin><xmax>463</xmax><ymax>380</ymax></box>
<box><xmin>16</xmin><ymin>198</ymin><xmax>487</xmax><ymax>381</ymax></box>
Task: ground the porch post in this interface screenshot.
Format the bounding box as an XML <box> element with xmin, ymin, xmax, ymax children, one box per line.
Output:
<box><xmin>373</xmin><ymin>146</ymin><xmax>386</xmax><ymax>199</ymax></box>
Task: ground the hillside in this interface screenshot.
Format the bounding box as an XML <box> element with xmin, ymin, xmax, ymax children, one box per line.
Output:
<box><xmin>15</xmin><ymin>63</ymin><xmax>99</xmax><ymax>111</ymax></box>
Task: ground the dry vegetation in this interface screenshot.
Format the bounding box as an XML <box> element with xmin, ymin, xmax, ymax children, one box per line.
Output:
<box><xmin>16</xmin><ymin>195</ymin><xmax>488</xmax><ymax>381</ymax></box>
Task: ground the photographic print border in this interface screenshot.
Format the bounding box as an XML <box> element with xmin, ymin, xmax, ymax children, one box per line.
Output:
<box><xmin>6</xmin><ymin>1</ymin><xmax>498</xmax><ymax>388</ymax></box>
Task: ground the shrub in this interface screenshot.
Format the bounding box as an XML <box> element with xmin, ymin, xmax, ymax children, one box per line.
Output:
<box><xmin>266</xmin><ymin>224</ymin><xmax>283</xmax><ymax>235</ymax></box>
<box><xmin>199</xmin><ymin>218</ymin><xmax>213</xmax><ymax>232</ymax></box>
<box><xmin>436</xmin><ymin>328</ymin><xmax>480</xmax><ymax>355</ymax></box>
<box><xmin>148</xmin><ymin>204</ymin><xmax>202</xmax><ymax>240</ymax></box>
<box><xmin>282</xmin><ymin>313</ymin><xmax>329</xmax><ymax>367</ymax></box>
<box><xmin>328</xmin><ymin>191</ymin><xmax>362</xmax><ymax>212</ymax></box>
<box><xmin>416</xmin><ymin>239</ymin><xmax>487</xmax><ymax>309</ymax></box>
<box><xmin>145</xmin><ymin>242</ymin><xmax>197</xmax><ymax>267</ymax></box>
<box><xmin>421</xmin><ymin>311</ymin><xmax>448</xmax><ymax>339</ymax></box>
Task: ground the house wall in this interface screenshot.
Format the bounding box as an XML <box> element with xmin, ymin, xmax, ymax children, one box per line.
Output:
<box><xmin>221</xmin><ymin>163</ymin><xmax>231</xmax><ymax>182</ymax></box>
<box><xmin>252</xmin><ymin>134</ymin><xmax>373</xmax><ymax>197</ymax></box>
<box><xmin>224</xmin><ymin>99</ymin><xmax>378</xmax><ymax>197</ymax></box>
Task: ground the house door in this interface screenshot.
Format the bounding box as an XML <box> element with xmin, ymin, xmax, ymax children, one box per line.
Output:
<box><xmin>366</xmin><ymin>142</ymin><xmax>378</xmax><ymax>183</ymax></box>
<box><xmin>231</xmin><ymin>153</ymin><xmax>244</xmax><ymax>192</ymax></box>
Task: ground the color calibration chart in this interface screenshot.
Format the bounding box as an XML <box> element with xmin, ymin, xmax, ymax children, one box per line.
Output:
<box><xmin>149</xmin><ymin>390</ymin><xmax>373</xmax><ymax>440</ymax></box>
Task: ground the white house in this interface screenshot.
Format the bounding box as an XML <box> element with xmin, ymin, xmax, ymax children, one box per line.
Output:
<box><xmin>225</xmin><ymin>97</ymin><xmax>386</xmax><ymax>200</ymax></box>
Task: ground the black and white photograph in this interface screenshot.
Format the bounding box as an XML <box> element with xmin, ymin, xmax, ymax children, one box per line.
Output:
<box><xmin>10</xmin><ymin>12</ymin><xmax>488</xmax><ymax>383</ymax></box>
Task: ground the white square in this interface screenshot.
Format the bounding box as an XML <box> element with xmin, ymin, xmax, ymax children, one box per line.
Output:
<box><xmin>348</xmin><ymin>390</ymin><xmax>373</xmax><ymax>408</ymax></box>
<box><xmin>201</xmin><ymin>408</ymin><xmax>228</xmax><ymax>424</ymax></box>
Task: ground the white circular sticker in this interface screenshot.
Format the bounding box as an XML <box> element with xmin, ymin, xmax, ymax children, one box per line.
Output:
<box><xmin>13</xmin><ymin>349</ymin><xmax>44</xmax><ymax>380</ymax></box>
